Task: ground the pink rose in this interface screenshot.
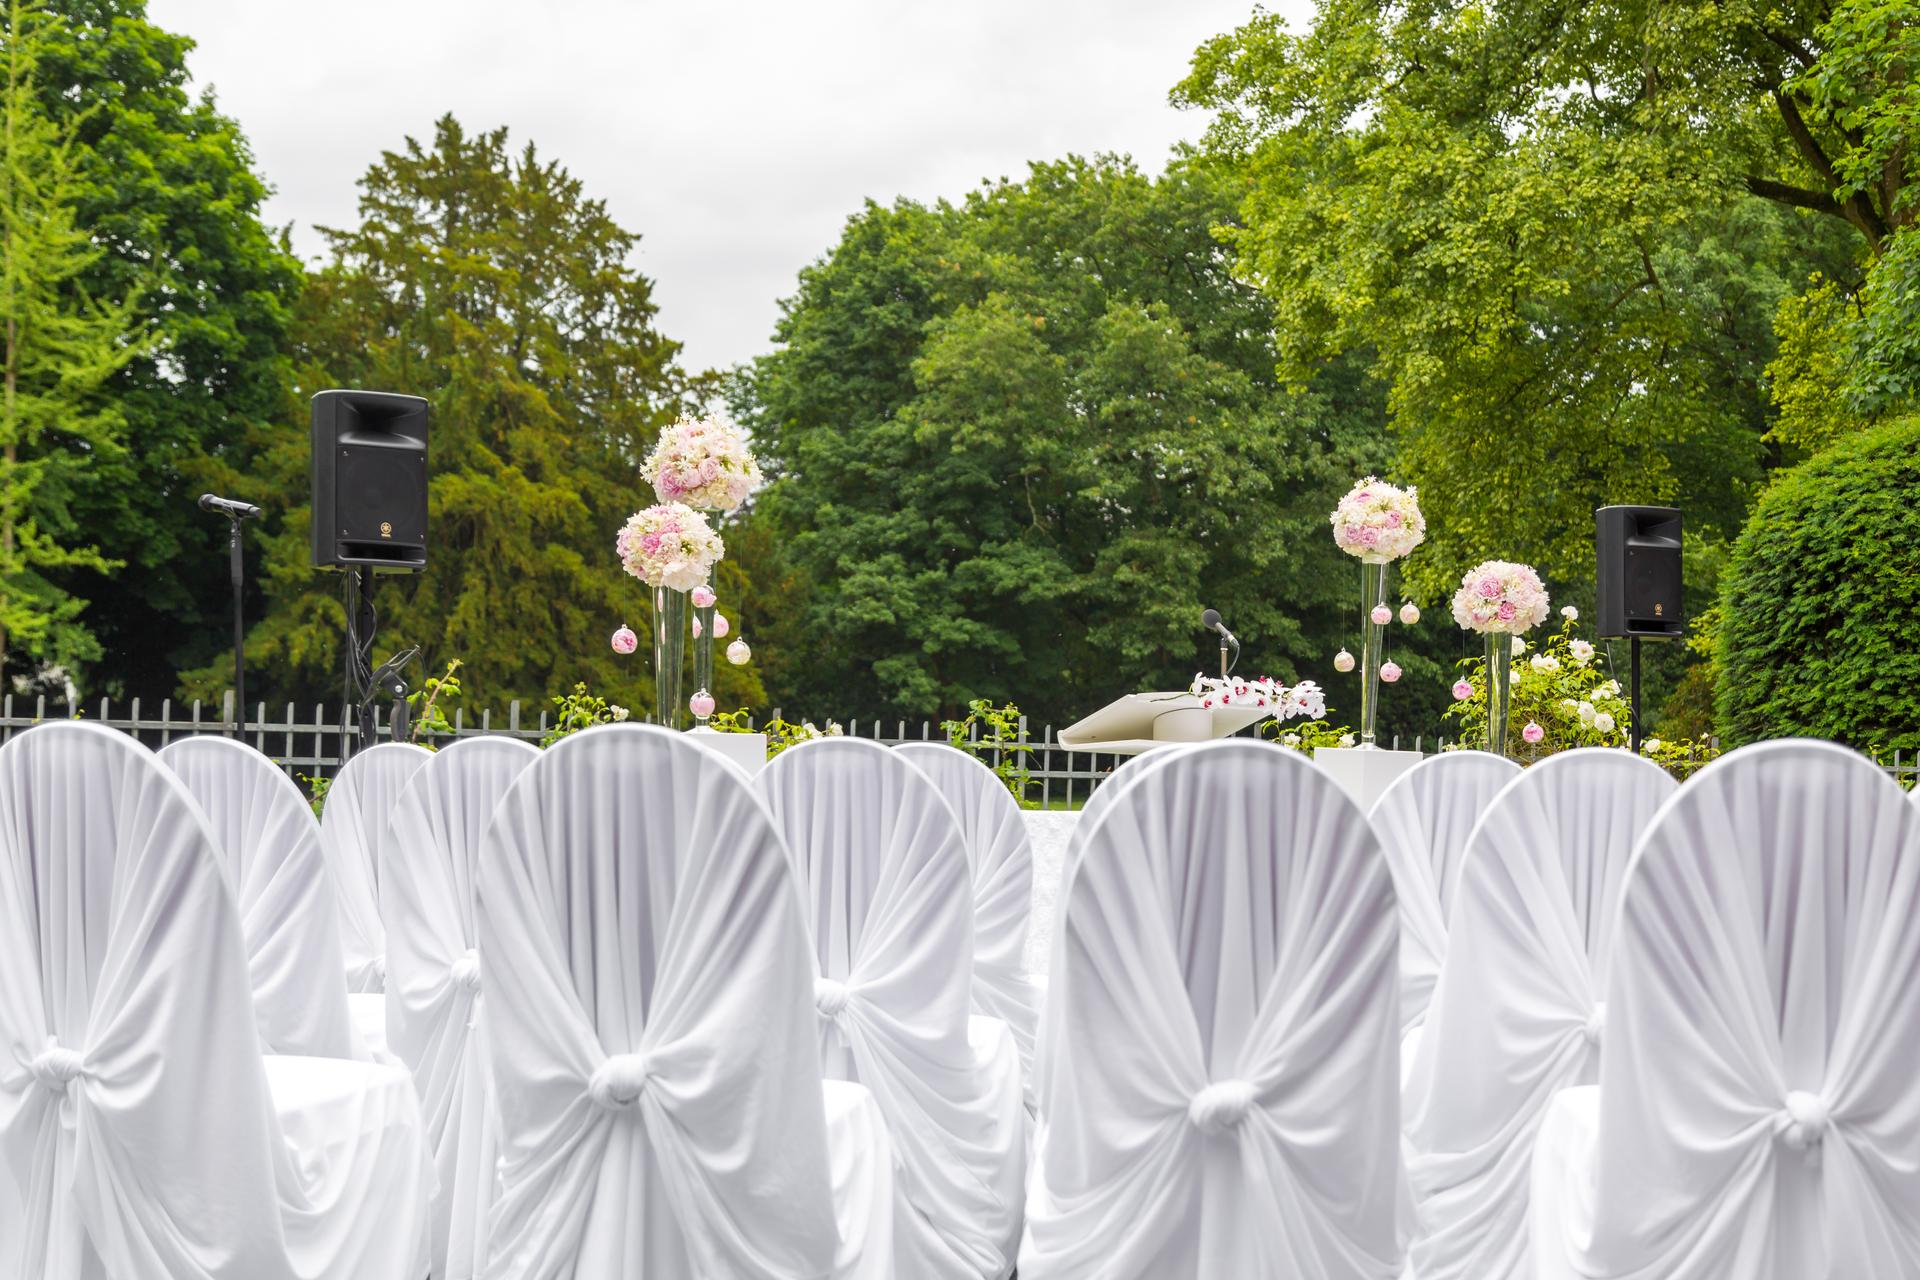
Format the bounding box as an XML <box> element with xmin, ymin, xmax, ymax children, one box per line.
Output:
<box><xmin>1360</xmin><ymin>527</ymin><xmax>1381</xmax><ymax>546</ymax></box>
<box><xmin>1497</xmin><ymin>600</ymin><xmax>1517</xmax><ymax>621</ymax></box>
<box><xmin>1479</xmin><ymin>576</ymin><xmax>1503</xmax><ymax>599</ymax></box>
<box><xmin>1385</xmin><ymin>511</ymin><xmax>1402</xmax><ymax>527</ymax></box>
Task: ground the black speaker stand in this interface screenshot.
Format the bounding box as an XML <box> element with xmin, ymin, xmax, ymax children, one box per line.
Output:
<box><xmin>1629</xmin><ymin>637</ymin><xmax>1642</xmax><ymax>753</ymax></box>
<box><xmin>344</xmin><ymin>567</ymin><xmax>378</xmax><ymax>753</ymax></box>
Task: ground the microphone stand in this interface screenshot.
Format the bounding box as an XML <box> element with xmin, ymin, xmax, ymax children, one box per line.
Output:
<box><xmin>229</xmin><ymin>514</ymin><xmax>246</xmax><ymax>737</ymax></box>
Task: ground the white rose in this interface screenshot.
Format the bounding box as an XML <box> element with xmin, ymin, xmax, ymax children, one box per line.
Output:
<box><xmin>1561</xmin><ymin>605</ymin><xmax>1579</xmax><ymax>621</ymax></box>
<box><xmin>1594</xmin><ymin>711</ymin><xmax>1616</xmax><ymax>733</ymax></box>
<box><xmin>826</xmin><ymin>721</ymin><xmax>844</xmax><ymax>736</ymax></box>
<box><xmin>1642</xmin><ymin>737</ymin><xmax>1663</xmax><ymax>753</ymax></box>
<box><xmin>1577</xmin><ymin>701</ymin><xmax>1596</xmax><ymax>725</ymax></box>
<box><xmin>1594</xmin><ymin>680</ymin><xmax>1620</xmax><ymax>699</ymax></box>
<box><xmin>1569</xmin><ymin>639</ymin><xmax>1595</xmax><ymax>664</ymax></box>
<box><xmin>1283</xmin><ymin>733</ymin><xmax>1301</xmax><ymax>746</ymax></box>
<box><xmin>1530</xmin><ymin>654</ymin><xmax>1559</xmax><ymax>673</ymax></box>
<box><xmin>1511</xmin><ymin>636</ymin><xmax>1528</xmax><ymax>656</ymax></box>
<box><xmin>610</xmin><ymin>705</ymin><xmax>629</xmax><ymax>722</ymax></box>
<box><xmin>1339</xmin><ymin>733</ymin><xmax>1356</xmax><ymax>748</ymax></box>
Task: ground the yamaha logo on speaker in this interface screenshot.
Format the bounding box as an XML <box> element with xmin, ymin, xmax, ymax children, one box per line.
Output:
<box><xmin>380</xmin><ymin>521</ymin><xmax>392</xmax><ymax>537</ymax></box>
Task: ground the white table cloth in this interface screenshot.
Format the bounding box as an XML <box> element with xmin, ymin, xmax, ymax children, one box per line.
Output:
<box><xmin>0</xmin><ymin>722</ymin><xmax>431</xmax><ymax>1280</ymax></box>
<box><xmin>319</xmin><ymin>742</ymin><xmax>432</xmax><ymax>994</ymax></box>
<box><xmin>158</xmin><ymin>737</ymin><xmax>359</xmax><ymax>1061</ymax></box>
<box><xmin>1404</xmin><ymin>749</ymin><xmax>1675</xmax><ymax>1280</ymax></box>
<box><xmin>1530</xmin><ymin>739</ymin><xmax>1920</xmax><ymax>1278</ymax></box>
<box><xmin>1022</xmin><ymin>739</ymin><xmax>1405</xmax><ymax>1279</ymax></box>
<box><xmin>478</xmin><ymin>723</ymin><xmax>893</xmax><ymax>1280</ymax></box>
<box><xmin>895</xmin><ymin>742</ymin><xmax>1043</xmax><ymax>1107</ymax></box>
<box><xmin>759</xmin><ymin>738</ymin><xmax>1027</xmax><ymax>1280</ymax></box>
<box><xmin>384</xmin><ymin>735</ymin><xmax>539</xmax><ymax>1280</ymax></box>
<box><xmin>1367</xmin><ymin>750</ymin><xmax>1520</xmax><ymax>1032</ymax></box>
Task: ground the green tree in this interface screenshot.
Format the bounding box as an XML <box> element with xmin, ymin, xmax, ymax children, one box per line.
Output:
<box><xmin>738</xmin><ymin>155</ymin><xmax>1451</xmax><ymax>729</ymax></box>
<box><xmin>0</xmin><ymin>0</ymin><xmax>143</xmax><ymax>673</ymax></box>
<box><xmin>189</xmin><ymin>115</ymin><xmax>756</xmax><ymax>716</ymax></box>
<box><xmin>33</xmin><ymin>0</ymin><xmax>302</xmax><ymax>696</ymax></box>
<box><xmin>1175</xmin><ymin>1</ymin><xmax>1874</xmax><ymax>598</ymax></box>
<box><xmin>1715</xmin><ymin>414</ymin><xmax>1920</xmax><ymax>750</ymax></box>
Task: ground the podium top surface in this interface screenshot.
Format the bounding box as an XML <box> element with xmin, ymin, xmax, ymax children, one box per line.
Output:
<box><xmin>1057</xmin><ymin>691</ymin><xmax>1268</xmax><ymax>755</ymax></box>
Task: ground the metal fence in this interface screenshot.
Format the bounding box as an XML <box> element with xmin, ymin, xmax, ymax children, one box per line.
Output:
<box><xmin>0</xmin><ymin>694</ymin><xmax>1909</xmax><ymax>806</ymax></box>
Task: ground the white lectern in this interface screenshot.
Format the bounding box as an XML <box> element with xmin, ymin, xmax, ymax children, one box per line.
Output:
<box><xmin>1059</xmin><ymin>692</ymin><xmax>1269</xmax><ymax>755</ymax></box>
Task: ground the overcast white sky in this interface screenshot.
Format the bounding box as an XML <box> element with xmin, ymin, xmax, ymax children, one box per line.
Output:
<box><xmin>145</xmin><ymin>0</ymin><xmax>1305</xmax><ymax>376</ymax></box>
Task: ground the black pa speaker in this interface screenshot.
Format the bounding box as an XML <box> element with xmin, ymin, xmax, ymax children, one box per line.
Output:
<box><xmin>1595</xmin><ymin>505</ymin><xmax>1682</xmax><ymax>639</ymax></box>
<box><xmin>311</xmin><ymin>390</ymin><xmax>428</xmax><ymax>570</ymax></box>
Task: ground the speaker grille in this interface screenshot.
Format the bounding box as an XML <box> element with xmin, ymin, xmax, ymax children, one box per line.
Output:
<box><xmin>336</xmin><ymin>448</ymin><xmax>426</xmax><ymax>547</ymax></box>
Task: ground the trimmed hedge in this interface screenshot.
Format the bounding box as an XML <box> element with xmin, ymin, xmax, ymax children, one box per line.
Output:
<box><xmin>1715</xmin><ymin>416</ymin><xmax>1920</xmax><ymax>750</ymax></box>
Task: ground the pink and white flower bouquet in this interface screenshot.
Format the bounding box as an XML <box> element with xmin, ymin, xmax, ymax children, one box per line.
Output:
<box><xmin>1188</xmin><ymin>673</ymin><xmax>1328</xmax><ymax>722</ymax></box>
<box><xmin>642</xmin><ymin>415</ymin><xmax>762</xmax><ymax>511</ymax></box>
<box><xmin>617</xmin><ymin>502</ymin><xmax>725</xmax><ymax>591</ymax></box>
<box><xmin>1450</xmin><ymin>560</ymin><xmax>1551</xmax><ymax>635</ymax></box>
<box><xmin>1330</xmin><ymin>477</ymin><xmax>1426</xmax><ymax>563</ymax></box>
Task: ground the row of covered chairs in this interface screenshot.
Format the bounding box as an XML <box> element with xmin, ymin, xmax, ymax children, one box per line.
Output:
<box><xmin>5</xmin><ymin>719</ymin><xmax>1918</xmax><ymax>1278</ymax></box>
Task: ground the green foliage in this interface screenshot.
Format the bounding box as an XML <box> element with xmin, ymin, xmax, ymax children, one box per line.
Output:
<box><xmin>1637</xmin><ymin>733</ymin><xmax>1724</xmax><ymax>782</ymax></box>
<box><xmin>737</xmin><ymin>156</ymin><xmax>1427</xmax><ymax>728</ymax></box>
<box><xmin>1174</xmin><ymin>2</ymin><xmax>1871</xmax><ymax>599</ymax></box>
<box><xmin>940</xmin><ymin>698</ymin><xmax>1034</xmax><ymax>807</ymax></box>
<box><xmin>539</xmin><ymin>682</ymin><xmax>631</xmax><ymax>747</ymax></box>
<box><xmin>406</xmin><ymin>658</ymin><xmax>461</xmax><ymax>745</ymax></box>
<box><xmin>1443</xmin><ymin>618</ymin><xmax>1632</xmax><ymax>758</ymax></box>
<box><xmin>1715</xmin><ymin>415</ymin><xmax>1920</xmax><ymax>750</ymax></box>
<box><xmin>185</xmin><ymin>114</ymin><xmax>749</xmax><ymax>719</ymax></box>
<box><xmin>0</xmin><ymin>0</ymin><xmax>145</xmax><ymax>673</ymax></box>
<box><xmin>1261</xmin><ymin>718</ymin><xmax>1353</xmax><ymax>754</ymax></box>
<box><xmin>33</xmin><ymin>0</ymin><xmax>303</xmax><ymax>696</ymax></box>
<box><xmin>298</xmin><ymin>772</ymin><xmax>330</xmax><ymax>819</ymax></box>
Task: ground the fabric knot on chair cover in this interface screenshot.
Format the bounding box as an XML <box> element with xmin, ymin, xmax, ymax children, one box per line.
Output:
<box><xmin>1778</xmin><ymin>1090</ymin><xmax>1833</xmax><ymax>1151</ymax></box>
<box><xmin>1583</xmin><ymin>1001</ymin><xmax>1606</xmax><ymax>1047</ymax></box>
<box><xmin>1187</xmin><ymin>1079</ymin><xmax>1258</xmax><ymax>1135</ymax></box>
<box><xmin>813</xmin><ymin>977</ymin><xmax>853</xmax><ymax>1019</ymax></box>
<box><xmin>29</xmin><ymin>1037</ymin><xmax>86</xmax><ymax>1093</ymax></box>
<box><xmin>449</xmin><ymin>949</ymin><xmax>481</xmax><ymax>993</ymax></box>
<box><xmin>587</xmin><ymin>1053</ymin><xmax>653</xmax><ymax>1111</ymax></box>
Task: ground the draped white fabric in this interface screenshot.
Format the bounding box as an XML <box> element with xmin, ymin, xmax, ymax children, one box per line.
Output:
<box><xmin>1530</xmin><ymin>739</ymin><xmax>1920</xmax><ymax>1278</ymax></box>
<box><xmin>1404</xmin><ymin>749</ymin><xmax>1675</xmax><ymax>1280</ymax></box>
<box><xmin>478</xmin><ymin>723</ymin><xmax>893</xmax><ymax>1280</ymax></box>
<box><xmin>384</xmin><ymin>735</ymin><xmax>539</xmax><ymax>1280</ymax></box>
<box><xmin>895</xmin><ymin>742</ymin><xmax>1042</xmax><ymax>1106</ymax></box>
<box><xmin>758</xmin><ymin>738</ymin><xmax>1027</xmax><ymax>1280</ymax></box>
<box><xmin>320</xmin><ymin>743</ymin><xmax>432</xmax><ymax>993</ymax></box>
<box><xmin>1367</xmin><ymin>751</ymin><xmax>1521</xmax><ymax>1032</ymax></box>
<box><xmin>1022</xmin><ymin>739</ymin><xmax>1405</xmax><ymax>1279</ymax></box>
<box><xmin>157</xmin><ymin>737</ymin><xmax>359</xmax><ymax>1061</ymax></box>
<box><xmin>0</xmin><ymin>722</ymin><xmax>431</xmax><ymax>1280</ymax></box>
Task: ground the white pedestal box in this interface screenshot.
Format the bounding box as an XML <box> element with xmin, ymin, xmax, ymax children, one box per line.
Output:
<box><xmin>686</xmin><ymin>728</ymin><xmax>768</xmax><ymax>778</ymax></box>
<box><xmin>1313</xmin><ymin>746</ymin><xmax>1423</xmax><ymax>812</ymax></box>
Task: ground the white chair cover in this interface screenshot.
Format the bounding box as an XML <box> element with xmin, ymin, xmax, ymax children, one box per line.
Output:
<box><xmin>758</xmin><ymin>738</ymin><xmax>1027</xmax><ymax>1280</ymax></box>
<box><xmin>158</xmin><ymin>737</ymin><xmax>359</xmax><ymax>1061</ymax></box>
<box><xmin>1530</xmin><ymin>739</ymin><xmax>1920</xmax><ymax>1278</ymax></box>
<box><xmin>320</xmin><ymin>742</ymin><xmax>432</xmax><ymax>993</ymax></box>
<box><xmin>895</xmin><ymin>742</ymin><xmax>1042</xmax><ymax>1104</ymax></box>
<box><xmin>1367</xmin><ymin>750</ymin><xmax>1521</xmax><ymax>1031</ymax></box>
<box><xmin>1404</xmin><ymin>749</ymin><xmax>1675</xmax><ymax>1280</ymax></box>
<box><xmin>384</xmin><ymin>735</ymin><xmax>539</xmax><ymax>1280</ymax></box>
<box><xmin>0</xmin><ymin>722</ymin><xmax>431</xmax><ymax>1280</ymax></box>
<box><xmin>1022</xmin><ymin>739</ymin><xmax>1404</xmax><ymax>1278</ymax></box>
<box><xmin>478</xmin><ymin>723</ymin><xmax>893</xmax><ymax>1280</ymax></box>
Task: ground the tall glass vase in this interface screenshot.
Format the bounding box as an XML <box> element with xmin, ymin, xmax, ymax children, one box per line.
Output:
<box><xmin>652</xmin><ymin>586</ymin><xmax>688</xmax><ymax>729</ymax></box>
<box><xmin>690</xmin><ymin>596</ymin><xmax>717</xmax><ymax>727</ymax></box>
<box><xmin>1358</xmin><ymin>560</ymin><xmax>1392</xmax><ymax>747</ymax></box>
<box><xmin>1485</xmin><ymin>634</ymin><xmax>1513</xmax><ymax>756</ymax></box>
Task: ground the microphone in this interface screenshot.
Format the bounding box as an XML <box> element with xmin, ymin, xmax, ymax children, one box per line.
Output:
<box><xmin>1200</xmin><ymin>607</ymin><xmax>1239</xmax><ymax>648</ymax></box>
<box><xmin>199</xmin><ymin>494</ymin><xmax>261</xmax><ymax>520</ymax></box>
